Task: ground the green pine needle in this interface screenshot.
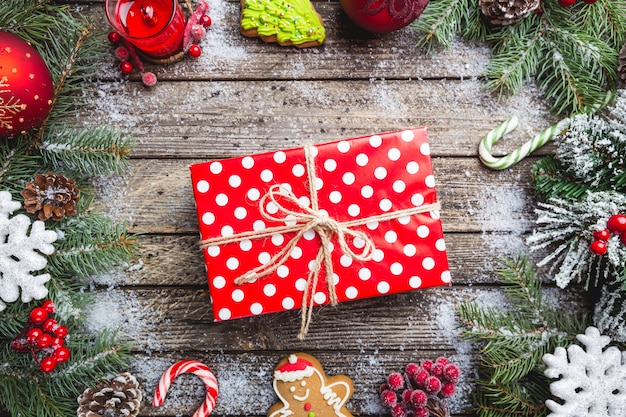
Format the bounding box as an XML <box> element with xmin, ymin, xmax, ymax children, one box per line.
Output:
<box><xmin>48</xmin><ymin>215</ymin><xmax>139</xmax><ymax>279</ymax></box>
<box><xmin>457</xmin><ymin>256</ymin><xmax>588</xmax><ymax>417</ymax></box>
<box><xmin>414</xmin><ymin>0</ymin><xmax>626</xmax><ymax>114</ymax></box>
<box><xmin>40</xmin><ymin>125</ymin><xmax>134</xmax><ymax>176</ymax></box>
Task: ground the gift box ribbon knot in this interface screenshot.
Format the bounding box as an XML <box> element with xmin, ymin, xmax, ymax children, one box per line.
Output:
<box><xmin>199</xmin><ymin>144</ymin><xmax>441</xmax><ymax>339</ymax></box>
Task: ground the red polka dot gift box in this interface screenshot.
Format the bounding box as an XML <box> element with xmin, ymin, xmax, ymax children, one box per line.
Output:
<box><xmin>189</xmin><ymin>128</ymin><xmax>451</xmax><ymax>338</ymax></box>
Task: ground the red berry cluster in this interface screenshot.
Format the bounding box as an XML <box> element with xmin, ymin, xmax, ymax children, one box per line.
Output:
<box><xmin>590</xmin><ymin>214</ymin><xmax>626</xmax><ymax>256</ymax></box>
<box><xmin>558</xmin><ymin>0</ymin><xmax>596</xmax><ymax>6</ymax></box>
<box><xmin>379</xmin><ymin>357</ymin><xmax>461</xmax><ymax>417</ymax></box>
<box><xmin>11</xmin><ymin>301</ymin><xmax>71</xmax><ymax>373</ymax></box>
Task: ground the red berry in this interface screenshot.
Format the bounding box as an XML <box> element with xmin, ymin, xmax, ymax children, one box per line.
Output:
<box><xmin>188</xmin><ymin>44</ymin><xmax>202</xmax><ymax>58</ymax></box>
<box><xmin>387</xmin><ymin>372</ymin><xmax>405</xmax><ymax>391</ymax></box>
<box><xmin>607</xmin><ymin>214</ymin><xmax>626</xmax><ymax>234</ymax></box>
<box><xmin>410</xmin><ymin>389</ymin><xmax>428</xmax><ymax>408</ymax></box>
<box><xmin>380</xmin><ymin>390</ymin><xmax>398</xmax><ymax>407</ymax></box>
<box><xmin>119</xmin><ymin>61</ymin><xmax>133</xmax><ymax>74</ymax></box>
<box><xmin>40</xmin><ymin>356</ymin><xmax>57</xmax><ymax>373</ymax></box>
<box><xmin>379</xmin><ymin>383</ymin><xmax>391</xmax><ymax>394</ymax></box>
<box><xmin>108</xmin><ymin>31</ymin><xmax>122</xmax><ymax>44</ymax></box>
<box><xmin>431</xmin><ymin>362</ymin><xmax>445</xmax><ymax>378</ymax></box>
<box><xmin>420</xmin><ymin>360</ymin><xmax>433</xmax><ymax>371</ymax></box>
<box><xmin>441</xmin><ymin>382</ymin><xmax>456</xmax><ymax>398</ymax></box>
<box><xmin>29</xmin><ymin>307</ymin><xmax>48</xmax><ymax>324</ymax></box>
<box><xmin>42</xmin><ymin>318</ymin><xmax>57</xmax><ymax>333</ymax></box>
<box><xmin>558</xmin><ymin>0</ymin><xmax>576</xmax><ymax>6</ymax></box>
<box><xmin>51</xmin><ymin>336</ymin><xmax>65</xmax><ymax>349</ymax></box>
<box><xmin>200</xmin><ymin>14</ymin><xmax>212</xmax><ymax>28</ymax></box>
<box><xmin>435</xmin><ymin>357</ymin><xmax>449</xmax><ymax>365</ymax></box>
<box><xmin>424</xmin><ymin>376</ymin><xmax>442</xmax><ymax>395</ymax></box>
<box><xmin>413</xmin><ymin>407</ymin><xmax>429</xmax><ymax>417</ymax></box>
<box><xmin>390</xmin><ymin>404</ymin><xmax>407</xmax><ymax>417</ymax></box>
<box><xmin>36</xmin><ymin>333</ymin><xmax>53</xmax><ymax>349</ymax></box>
<box><xmin>41</xmin><ymin>300</ymin><xmax>55</xmax><ymax>313</ymax></box>
<box><xmin>593</xmin><ymin>229</ymin><xmax>611</xmax><ymax>241</ymax></box>
<box><xmin>27</xmin><ymin>327</ymin><xmax>43</xmax><ymax>343</ymax></box>
<box><xmin>405</xmin><ymin>362</ymin><xmax>419</xmax><ymax>377</ymax></box>
<box><xmin>413</xmin><ymin>368</ymin><xmax>429</xmax><ymax>386</ymax></box>
<box><xmin>401</xmin><ymin>389</ymin><xmax>412</xmax><ymax>403</ymax></box>
<box><xmin>53</xmin><ymin>346</ymin><xmax>70</xmax><ymax>363</ymax></box>
<box><xmin>54</xmin><ymin>325</ymin><xmax>68</xmax><ymax>338</ymax></box>
<box><xmin>590</xmin><ymin>240</ymin><xmax>608</xmax><ymax>255</ymax></box>
<box><xmin>443</xmin><ymin>363</ymin><xmax>461</xmax><ymax>383</ymax></box>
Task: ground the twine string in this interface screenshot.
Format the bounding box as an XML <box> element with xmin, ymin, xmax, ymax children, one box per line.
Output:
<box><xmin>199</xmin><ymin>144</ymin><xmax>441</xmax><ymax>339</ymax></box>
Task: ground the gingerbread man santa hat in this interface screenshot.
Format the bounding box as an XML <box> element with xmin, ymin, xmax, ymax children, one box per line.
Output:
<box><xmin>268</xmin><ymin>353</ymin><xmax>354</xmax><ymax>417</ymax></box>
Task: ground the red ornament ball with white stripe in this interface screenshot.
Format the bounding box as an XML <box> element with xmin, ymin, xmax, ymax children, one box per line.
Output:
<box><xmin>0</xmin><ymin>30</ymin><xmax>54</xmax><ymax>138</ymax></box>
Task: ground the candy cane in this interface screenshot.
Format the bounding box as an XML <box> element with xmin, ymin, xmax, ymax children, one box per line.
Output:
<box><xmin>479</xmin><ymin>92</ymin><xmax>616</xmax><ymax>170</ymax></box>
<box><xmin>478</xmin><ymin>116</ymin><xmax>571</xmax><ymax>170</ymax></box>
<box><xmin>153</xmin><ymin>360</ymin><xmax>219</xmax><ymax>417</ymax></box>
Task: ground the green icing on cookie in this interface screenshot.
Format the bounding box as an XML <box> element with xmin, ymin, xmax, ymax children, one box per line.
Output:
<box><xmin>241</xmin><ymin>0</ymin><xmax>325</xmax><ymax>45</ymax></box>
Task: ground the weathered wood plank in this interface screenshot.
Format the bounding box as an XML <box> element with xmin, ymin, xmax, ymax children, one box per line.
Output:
<box><xmin>89</xmin><ymin>285</ymin><xmax>586</xmax><ymax>353</ymax></box>
<box><xmin>95</xmin><ymin>157</ymin><xmax>540</xmax><ymax>234</ymax></box>
<box><xmin>84</xmin><ymin>1</ymin><xmax>491</xmax><ymax>81</ymax></box>
<box><xmin>86</xmin><ymin>79</ymin><xmax>556</xmax><ymax>159</ymax></box>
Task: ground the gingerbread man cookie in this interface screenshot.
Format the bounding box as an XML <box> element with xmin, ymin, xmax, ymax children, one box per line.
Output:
<box><xmin>268</xmin><ymin>353</ymin><xmax>354</xmax><ymax>417</ymax></box>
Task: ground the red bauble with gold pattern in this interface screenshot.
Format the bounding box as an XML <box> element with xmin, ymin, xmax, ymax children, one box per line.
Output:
<box><xmin>0</xmin><ymin>30</ymin><xmax>54</xmax><ymax>138</ymax></box>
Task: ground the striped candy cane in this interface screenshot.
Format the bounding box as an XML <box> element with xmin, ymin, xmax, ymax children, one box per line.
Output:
<box><xmin>153</xmin><ymin>360</ymin><xmax>219</xmax><ymax>417</ymax></box>
<box><xmin>478</xmin><ymin>116</ymin><xmax>571</xmax><ymax>170</ymax></box>
<box><xmin>479</xmin><ymin>91</ymin><xmax>615</xmax><ymax>170</ymax></box>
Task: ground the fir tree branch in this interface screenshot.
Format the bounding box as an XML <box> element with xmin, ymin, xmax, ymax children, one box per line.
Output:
<box><xmin>413</xmin><ymin>0</ymin><xmax>478</xmax><ymax>49</ymax></box>
<box><xmin>48</xmin><ymin>215</ymin><xmax>139</xmax><ymax>279</ymax></box>
<box><xmin>40</xmin><ymin>125</ymin><xmax>134</xmax><ymax>176</ymax></box>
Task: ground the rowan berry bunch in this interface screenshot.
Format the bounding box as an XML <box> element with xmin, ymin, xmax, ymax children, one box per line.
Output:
<box><xmin>379</xmin><ymin>357</ymin><xmax>461</xmax><ymax>417</ymax></box>
<box><xmin>11</xmin><ymin>300</ymin><xmax>71</xmax><ymax>373</ymax></box>
<box><xmin>589</xmin><ymin>214</ymin><xmax>626</xmax><ymax>255</ymax></box>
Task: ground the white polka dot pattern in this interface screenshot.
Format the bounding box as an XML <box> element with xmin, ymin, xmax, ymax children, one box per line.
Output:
<box><xmin>189</xmin><ymin>128</ymin><xmax>450</xmax><ymax>322</ymax></box>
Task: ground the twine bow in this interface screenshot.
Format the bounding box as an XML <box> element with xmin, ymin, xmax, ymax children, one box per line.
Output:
<box><xmin>200</xmin><ymin>144</ymin><xmax>441</xmax><ymax>339</ymax></box>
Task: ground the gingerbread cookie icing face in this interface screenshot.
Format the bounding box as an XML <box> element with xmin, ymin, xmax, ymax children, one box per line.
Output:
<box><xmin>268</xmin><ymin>353</ymin><xmax>355</xmax><ymax>417</ymax></box>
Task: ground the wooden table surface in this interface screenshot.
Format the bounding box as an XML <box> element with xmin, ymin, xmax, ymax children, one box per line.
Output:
<box><xmin>65</xmin><ymin>1</ymin><xmax>586</xmax><ymax>416</ymax></box>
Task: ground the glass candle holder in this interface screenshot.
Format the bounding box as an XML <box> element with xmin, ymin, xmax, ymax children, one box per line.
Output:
<box><xmin>105</xmin><ymin>0</ymin><xmax>186</xmax><ymax>59</ymax></box>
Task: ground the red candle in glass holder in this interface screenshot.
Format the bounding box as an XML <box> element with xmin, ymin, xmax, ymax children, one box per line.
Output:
<box><xmin>105</xmin><ymin>0</ymin><xmax>185</xmax><ymax>58</ymax></box>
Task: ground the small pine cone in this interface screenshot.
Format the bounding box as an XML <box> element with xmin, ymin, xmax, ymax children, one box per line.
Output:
<box><xmin>20</xmin><ymin>172</ymin><xmax>79</xmax><ymax>221</ymax></box>
<box><xmin>480</xmin><ymin>0</ymin><xmax>541</xmax><ymax>26</ymax></box>
<box><xmin>77</xmin><ymin>372</ymin><xmax>142</xmax><ymax>417</ymax></box>
<box><xmin>619</xmin><ymin>43</ymin><xmax>626</xmax><ymax>84</ymax></box>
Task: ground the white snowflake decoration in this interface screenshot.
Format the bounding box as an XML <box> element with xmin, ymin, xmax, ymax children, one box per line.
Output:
<box><xmin>543</xmin><ymin>326</ymin><xmax>626</xmax><ymax>417</ymax></box>
<box><xmin>0</xmin><ymin>190</ymin><xmax>57</xmax><ymax>311</ymax></box>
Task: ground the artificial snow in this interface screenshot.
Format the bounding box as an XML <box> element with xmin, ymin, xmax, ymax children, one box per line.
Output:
<box><xmin>543</xmin><ymin>326</ymin><xmax>626</xmax><ymax>417</ymax></box>
<box><xmin>0</xmin><ymin>191</ymin><xmax>58</xmax><ymax>311</ymax></box>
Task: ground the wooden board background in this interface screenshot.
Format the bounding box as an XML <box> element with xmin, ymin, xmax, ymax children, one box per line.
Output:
<box><xmin>6</xmin><ymin>1</ymin><xmax>589</xmax><ymax>416</ymax></box>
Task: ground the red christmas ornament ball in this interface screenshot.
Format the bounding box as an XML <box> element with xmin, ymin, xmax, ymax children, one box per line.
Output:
<box><xmin>340</xmin><ymin>0</ymin><xmax>429</xmax><ymax>33</ymax></box>
<box><xmin>0</xmin><ymin>30</ymin><xmax>54</xmax><ymax>138</ymax></box>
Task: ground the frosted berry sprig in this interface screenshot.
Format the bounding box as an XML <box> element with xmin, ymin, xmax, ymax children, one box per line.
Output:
<box><xmin>379</xmin><ymin>357</ymin><xmax>461</xmax><ymax>417</ymax></box>
<box><xmin>107</xmin><ymin>32</ymin><xmax>158</xmax><ymax>87</ymax></box>
<box><xmin>11</xmin><ymin>300</ymin><xmax>71</xmax><ymax>373</ymax></box>
<box><xmin>589</xmin><ymin>214</ymin><xmax>626</xmax><ymax>256</ymax></box>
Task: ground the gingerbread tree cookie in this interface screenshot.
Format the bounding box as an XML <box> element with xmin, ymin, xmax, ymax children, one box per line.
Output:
<box><xmin>268</xmin><ymin>353</ymin><xmax>354</xmax><ymax>417</ymax></box>
<box><xmin>240</xmin><ymin>0</ymin><xmax>325</xmax><ymax>48</ymax></box>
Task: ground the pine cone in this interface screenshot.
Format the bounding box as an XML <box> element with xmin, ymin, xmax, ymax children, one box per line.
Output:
<box><xmin>20</xmin><ymin>172</ymin><xmax>79</xmax><ymax>221</ymax></box>
<box><xmin>77</xmin><ymin>373</ymin><xmax>142</xmax><ymax>417</ymax></box>
<box><xmin>480</xmin><ymin>0</ymin><xmax>540</xmax><ymax>26</ymax></box>
<box><xmin>619</xmin><ymin>43</ymin><xmax>626</xmax><ymax>84</ymax></box>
